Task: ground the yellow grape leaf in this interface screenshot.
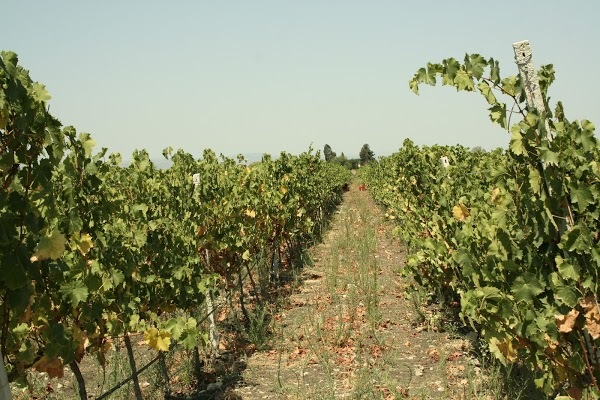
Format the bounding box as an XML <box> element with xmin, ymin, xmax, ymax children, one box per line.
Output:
<box><xmin>496</xmin><ymin>338</ymin><xmax>517</xmax><ymax>363</ymax></box>
<box><xmin>144</xmin><ymin>328</ymin><xmax>172</xmax><ymax>351</ymax></box>
<box><xmin>581</xmin><ymin>296</ymin><xmax>600</xmax><ymax>339</ymax></box>
<box><xmin>76</xmin><ymin>233</ymin><xmax>93</xmax><ymax>256</ymax></box>
<box><xmin>196</xmin><ymin>225</ymin><xmax>207</xmax><ymax>237</ymax></box>
<box><xmin>452</xmin><ymin>204</ymin><xmax>470</xmax><ymax>222</ymax></box>
<box><xmin>30</xmin><ymin>230</ymin><xmax>67</xmax><ymax>262</ymax></box>
<box><xmin>497</xmin><ymin>338</ymin><xmax>517</xmax><ymax>362</ymax></box>
<box><xmin>543</xmin><ymin>333</ymin><xmax>558</xmax><ymax>354</ymax></box>
<box><xmin>33</xmin><ymin>356</ymin><xmax>64</xmax><ymax>378</ymax></box>
<box><xmin>489</xmin><ymin>336</ymin><xmax>516</xmax><ymax>364</ymax></box>
<box><xmin>280</xmin><ymin>186</ymin><xmax>288</xmax><ymax>195</ymax></box>
<box><xmin>245</xmin><ymin>209</ymin><xmax>256</xmax><ymax>218</ymax></box>
<box><xmin>242</xmin><ymin>250</ymin><xmax>251</xmax><ymax>261</ymax></box>
<box><xmin>491</xmin><ymin>188</ymin><xmax>502</xmax><ymax>204</ymax></box>
<box><xmin>556</xmin><ymin>309</ymin><xmax>580</xmax><ymax>333</ymax></box>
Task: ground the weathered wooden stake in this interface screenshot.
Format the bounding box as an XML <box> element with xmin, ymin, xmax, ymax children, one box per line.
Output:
<box><xmin>205</xmin><ymin>250</ymin><xmax>220</xmax><ymax>356</ymax></box>
<box><xmin>512</xmin><ymin>40</ymin><xmax>552</xmax><ymax>141</ymax></box>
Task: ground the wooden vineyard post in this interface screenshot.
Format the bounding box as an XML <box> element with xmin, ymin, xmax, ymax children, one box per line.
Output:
<box><xmin>512</xmin><ymin>41</ymin><xmax>549</xmax><ymax>120</ymax></box>
<box><xmin>512</xmin><ymin>40</ymin><xmax>575</xmax><ymax>231</ymax></box>
<box><xmin>205</xmin><ymin>250</ymin><xmax>220</xmax><ymax>357</ymax></box>
<box><xmin>0</xmin><ymin>349</ymin><xmax>12</xmax><ymax>400</ymax></box>
<box><xmin>513</xmin><ymin>40</ymin><xmax>553</xmax><ymax>142</ymax></box>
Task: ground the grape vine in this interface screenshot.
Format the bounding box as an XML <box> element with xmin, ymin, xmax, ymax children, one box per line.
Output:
<box><xmin>0</xmin><ymin>50</ymin><xmax>351</xmax><ymax>395</ymax></box>
<box><xmin>365</xmin><ymin>53</ymin><xmax>600</xmax><ymax>398</ymax></box>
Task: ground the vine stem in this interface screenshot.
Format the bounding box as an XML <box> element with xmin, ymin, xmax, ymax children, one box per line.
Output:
<box><xmin>69</xmin><ymin>360</ymin><xmax>88</xmax><ymax>400</ymax></box>
<box><xmin>124</xmin><ymin>334</ymin><xmax>143</xmax><ymax>400</ymax></box>
<box><xmin>158</xmin><ymin>352</ymin><xmax>170</xmax><ymax>393</ymax></box>
<box><xmin>578</xmin><ymin>332</ymin><xmax>599</xmax><ymax>390</ymax></box>
<box><xmin>238</xmin><ymin>262</ymin><xmax>250</xmax><ymax>329</ymax></box>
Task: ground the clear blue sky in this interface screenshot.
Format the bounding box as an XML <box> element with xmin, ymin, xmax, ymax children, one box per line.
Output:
<box><xmin>4</xmin><ymin>1</ymin><xmax>599</xmax><ymax>160</ymax></box>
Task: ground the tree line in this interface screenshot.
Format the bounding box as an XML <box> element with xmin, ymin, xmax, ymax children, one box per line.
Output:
<box><xmin>323</xmin><ymin>143</ymin><xmax>375</xmax><ymax>169</ymax></box>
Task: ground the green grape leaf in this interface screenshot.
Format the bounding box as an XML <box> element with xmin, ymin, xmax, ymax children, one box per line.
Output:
<box><xmin>489</xmin><ymin>104</ymin><xmax>507</xmax><ymax>128</ymax></box>
<box><xmin>112</xmin><ymin>270</ymin><xmax>125</xmax><ymax>287</ymax></box>
<box><xmin>528</xmin><ymin>167</ymin><xmax>542</xmax><ymax>195</ymax></box>
<box><xmin>31</xmin><ymin>230</ymin><xmax>67</xmax><ymax>262</ymax></box>
<box><xmin>79</xmin><ymin>132</ymin><xmax>96</xmax><ymax>157</ymax></box>
<box><xmin>465</xmin><ymin>54</ymin><xmax>487</xmax><ymax>79</ymax></box>
<box><xmin>511</xmin><ymin>273</ymin><xmax>544</xmax><ymax>303</ymax></box>
<box><xmin>181</xmin><ymin>333</ymin><xmax>199</xmax><ymax>350</ymax></box>
<box><xmin>416</xmin><ymin>66</ymin><xmax>436</xmax><ymax>86</ymax></box>
<box><xmin>409</xmin><ymin>78</ymin><xmax>419</xmax><ymax>95</ymax></box>
<box><xmin>556</xmin><ymin>256</ymin><xmax>581</xmax><ymax>281</ymax></box>
<box><xmin>442</xmin><ymin>57</ymin><xmax>460</xmax><ymax>85</ymax></box>
<box><xmin>509</xmin><ymin>126</ymin><xmax>525</xmax><ymax>155</ymax></box>
<box><xmin>554</xmin><ymin>285</ymin><xmax>579</xmax><ymax>307</ymax></box>
<box><xmin>582</xmin><ymin>119</ymin><xmax>595</xmax><ymax>132</ymax></box>
<box><xmin>60</xmin><ymin>280</ymin><xmax>89</xmax><ymax>307</ymax></box>
<box><xmin>538</xmin><ymin>144</ymin><xmax>559</xmax><ymax>165</ymax></box>
<box><xmin>489</xmin><ymin>58</ymin><xmax>500</xmax><ymax>84</ymax></box>
<box><xmin>454</xmin><ymin>69</ymin><xmax>474</xmax><ymax>91</ymax></box>
<box><xmin>1</xmin><ymin>253</ymin><xmax>28</xmax><ymax>289</ymax></box>
<box><xmin>569</xmin><ymin>182</ymin><xmax>594</xmax><ymax>212</ymax></box>
<box><xmin>31</xmin><ymin>82</ymin><xmax>51</xmax><ymax>102</ymax></box>
<box><xmin>12</xmin><ymin>322</ymin><xmax>29</xmax><ymax>339</ymax></box>
<box><xmin>500</xmin><ymin>76</ymin><xmax>517</xmax><ymax>97</ymax></box>
<box><xmin>477</xmin><ymin>81</ymin><xmax>497</xmax><ymax>105</ymax></box>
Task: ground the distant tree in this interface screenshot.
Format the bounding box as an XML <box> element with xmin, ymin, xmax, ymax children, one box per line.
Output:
<box><xmin>332</xmin><ymin>152</ymin><xmax>351</xmax><ymax>169</ymax></box>
<box><xmin>471</xmin><ymin>146</ymin><xmax>485</xmax><ymax>153</ymax></box>
<box><xmin>359</xmin><ymin>144</ymin><xmax>375</xmax><ymax>164</ymax></box>
<box><xmin>324</xmin><ymin>144</ymin><xmax>336</xmax><ymax>162</ymax></box>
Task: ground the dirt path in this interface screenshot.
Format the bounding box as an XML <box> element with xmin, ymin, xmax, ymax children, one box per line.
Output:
<box><xmin>232</xmin><ymin>184</ymin><xmax>479</xmax><ymax>399</ymax></box>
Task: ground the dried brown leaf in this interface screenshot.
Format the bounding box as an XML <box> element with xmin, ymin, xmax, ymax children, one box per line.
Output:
<box><xmin>581</xmin><ymin>295</ymin><xmax>600</xmax><ymax>339</ymax></box>
<box><xmin>556</xmin><ymin>309</ymin><xmax>580</xmax><ymax>333</ymax></box>
<box><xmin>33</xmin><ymin>356</ymin><xmax>64</xmax><ymax>379</ymax></box>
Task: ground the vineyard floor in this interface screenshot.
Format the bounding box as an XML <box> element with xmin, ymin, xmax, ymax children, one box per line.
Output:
<box><xmin>231</xmin><ymin>183</ymin><xmax>484</xmax><ymax>399</ymax></box>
